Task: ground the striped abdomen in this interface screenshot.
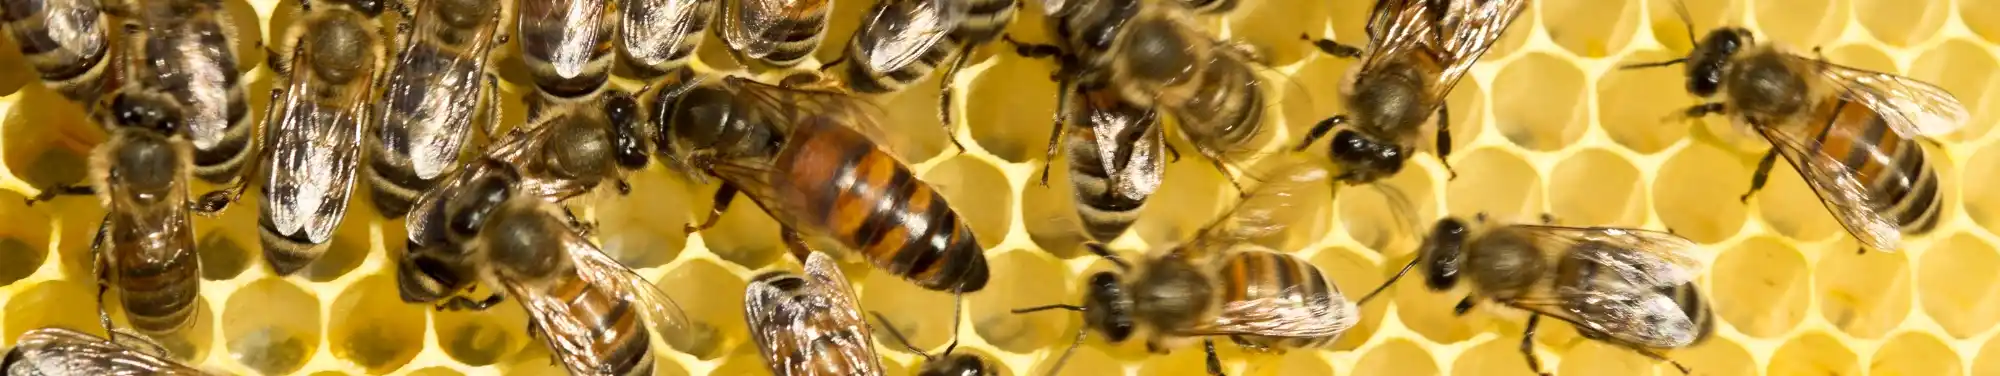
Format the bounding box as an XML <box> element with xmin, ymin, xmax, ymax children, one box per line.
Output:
<box><xmin>148</xmin><ymin>19</ymin><xmax>254</xmax><ymax>184</ymax></box>
<box><xmin>1662</xmin><ymin>282</ymin><xmax>1714</xmax><ymax>345</ymax></box>
<box><xmin>0</xmin><ymin>0</ymin><xmax>114</xmax><ymax>103</ymax></box>
<box><xmin>839</xmin><ymin>0</ymin><xmax>956</xmax><ymax>94</ymax></box>
<box><xmin>368</xmin><ymin>42</ymin><xmax>490</xmax><ymax>217</ymax></box>
<box><xmin>757</xmin><ymin>9</ymin><xmax>829</xmax><ymax>67</ymax></box>
<box><xmin>519</xmin><ymin>0</ymin><xmax>615</xmax><ymax>98</ymax></box>
<box><xmin>1802</xmin><ymin>98</ymin><xmax>1944</xmax><ymax>234</ymax></box>
<box><xmin>110</xmin><ymin>217</ymin><xmax>200</xmax><ymax>336</ymax></box>
<box><xmin>949</xmin><ymin>0</ymin><xmax>1016</xmax><ymax>45</ymax></box>
<box><xmin>1174</xmin><ymin>0</ymin><xmax>1237</xmax><ymax>14</ymax></box>
<box><xmin>1216</xmin><ymin>249</ymin><xmax>1344</xmax><ymax>349</ymax></box>
<box><xmin>1158</xmin><ymin>56</ymin><xmax>1263</xmax><ymax>152</ymax></box>
<box><xmin>772</xmin><ymin>119</ymin><xmax>989</xmax><ymax>292</ymax></box>
<box><xmin>541</xmin><ymin>274</ymin><xmax>654</xmax><ymax>376</ymax></box>
<box><xmin>618</xmin><ymin>0</ymin><xmax>712</xmax><ymax>77</ymax></box>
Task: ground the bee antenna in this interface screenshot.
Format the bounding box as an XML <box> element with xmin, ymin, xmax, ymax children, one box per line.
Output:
<box><xmin>1674</xmin><ymin>0</ymin><xmax>1697</xmax><ymax>46</ymax></box>
<box><xmin>1044</xmin><ymin>325</ymin><xmax>1090</xmax><ymax>376</ymax></box>
<box><xmin>943</xmin><ymin>290</ymin><xmax>964</xmax><ymax>356</ymax></box>
<box><xmin>1011</xmin><ymin>304</ymin><xmax>1086</xmax><ymax>313</ymax></box>
<box><xmin>1618</xmin><ymin>58</ymin><xmax>1687</xmax><ymax>71</ymax></box>
<box><xmin>868</xmin><ymin>311</ymin><xmax>931</xmax><ymax>359</ymax></box>
<box><xmin>1084</xmin><ymin>243</ymin><xmax>1132</xmax><ymax>271</ymax></box>
<box><xmin>1355</xmin><ymin>256</ymin><xmax>1419</xmax><ymax>305</ymax></box>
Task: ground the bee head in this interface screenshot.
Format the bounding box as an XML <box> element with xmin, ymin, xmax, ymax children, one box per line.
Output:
<box><xmin>1327</xmin><ymin>129</ymin><xmax>1405</xmax><ymax>184</ymax></box>
<box><xmin>1687</xmin><ymin>28</ymin><xmax>1751</xmax><ymax>97</ymax></box>
<box><xmin>918</xmin><ymin>353</ymin><xmax>992</xmax><ymax>376</ymax></box>
<box><xmin>603</xmin><ymin>91</ymin><xmax>653</xmax><ymax>170</ymax></box>
<box><xmin>1419</xmin><ymin>217</ymin><xmax>1472</xmax><ymax>291</ymax></box>
<box><xmin>1082</xmin><ymin>271</ymin><xmax>1136</xmax><ymax>342</ymax></box>
<box><xmin>108</xmin><ymin>91</ymin><xmax>184</xmax><ymax>134</ymax></box>
<box><xmin>446</xmin><ymin>173</ymin><xmax>514</xmax><ymax>238</ymax></box>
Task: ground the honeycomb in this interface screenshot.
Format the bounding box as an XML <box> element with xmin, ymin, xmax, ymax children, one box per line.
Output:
<box><xmin>1</xmin><ymin>0</ymin><xmax>1997</xmax><ymax>374</ymax></box>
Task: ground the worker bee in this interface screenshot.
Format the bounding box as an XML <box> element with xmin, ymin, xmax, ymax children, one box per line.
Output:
<box><xmin>444</xmin><ymin>184</ymin><xmax>691</xmax><ymax>376</ymax></box>
<box><xmin>1056</xmin><ymin>86</ymin><xmax>1165</xmax><ymax>244</ymax></box>
<box><xmin>366</xmin><ymin>0</ymin><xmax>513</xmax><ymax>218</ymax></box>
<box><xmin>519</xmin><ymin>0</ymin><xmax>616</xmax><ymax>100</ymax></box>
<box><xmin>398</xmin><ymin>89</ymin><xmax>651</xmax><ymax>307</ymax></box>
<box><xmin>1008</xmin><ymin>0</ymin><xmax>1266</xmax><ymax>193</ymax></box>
<box><xmin>654</xmin><ymin>72</ymin><xmax>990</xmax><ymax>293</ymax></box>
<box><xmin>619</xmin><ymin>0</ymin><xmax>715</xmax><ymax>78</ymax></box>
<box><xmin>1355</xmin><ymin>215</ymin><xmax>1714</xmax><ymax>375</ymax></box>
<box><xmin>257</xmin><ymin>0</ymin><xmax>399</xmax><ymax>275</ymax></box>
<box><xmin>1015</xmin><ymin>160</ymin><xmax>1358</xmax><ymax>375</ymax></box>
<box><xmin>718</xmin><ymin>0</ymin><xmax>832</xmax><ymax>67</ymax></box>
<box><xmin>0</xmin><ymin>0</ymin><xmax>116</xmax><ymax>105</ymax></box>
<box><xmin>745</xmin><ymin>251</ymin><xmax>889</xmax><ymax>376</ymax></box>
<box><xmin>101</xmin><ymin>0</ymin><xmax>258</xmax><ymax>187</ymax></box>
<box><xmin>868</xmin><ymin>309</ymin><xmax>996</xmax><ymax>376</ymax></box>
<box><xmin>1295</xmin><ymin>0</ymin><xmax>1528</xmax><ymax>184</ymax></box>
<box><xmin>834</xmin><ymin>0</ymin><xmax>1017</xmax><ymax>150</ymax></box>
<box><xmin>3</xmin><ymin>327</ymin><xmax>210</xmax><ymax>375</ymax></box>
<box><xmin>84</xmin><ymin>90</ymin><xmax>205</xmax><ymax>337</ymax></box>
<box><xmin>1622</xmin><ymin>4</ymin><xmax>1963</xmax><ymax>253</ymax></box>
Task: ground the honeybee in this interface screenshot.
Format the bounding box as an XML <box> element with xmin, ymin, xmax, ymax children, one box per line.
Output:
<box><xmin>444</xmin><ymin>184</ymin><xmax>691</xmax><ymax>376</ymax></box>
<box><xmin>1015</xmin><ymin>160</ymin><xmax>1358</xmax><ymax>375</ymax></box>
<box><xmin>718</xmin><ymin>0</ymin><xmax>832</xmax><ymax>67</ymax></box>
<box><xmin>398</xmin><ymin>90</ymin><xmax>651</xmax><ymax>307</ymax></box>
<box><xmin>1356</xmin><ymin>215</ymin><xmax>1714</xmax><ymax>375</ymax></box>
<box><xmin>653</xmin><ymin>72</ymin><xmax>990</xmax><ymax>293</ymax></box>
<box><xmin>85</xmin><ymin>90</ymin><xmax>205</xmax><ymax>337</ymax></box>
<box><xmin>744</xmin><ymin>251</ymin><xmax>888</xmax><ymax>376</ymax></box>
<box><xmin>1058</xmin><ymin>86</ymin><xmax>1166</xmax><ymax>243</ymax></box>
<box><xmin>366</xmin><ymin>0</ymin><xmax>513</xmax><ymax>218</ymax></box>
<box><xmin>619</xmin><ymin>0</ymin><xmax>716</xmax><ymax>78</ymax></box>
<box><xmin>3</xmin><ymin>327</ymin><xmax>210</xmax><ymax>375</ymax></box>
<box><xmin>1009</xmin><ymin>0</ymin><xmax>1266</xmax><ymax>193</ymax></box>
<box><xmin>1172</xmin><ymin>0</ymin><xmax>1235</xmax><ymax>14</ymax></box>
<box><xmin>101</xmin><ymin>0</ymin><xmax>258</xmax><ymax>187</ymax></box>
<box><xmin>255</xmin><ymin>0</ymin><xmax>400</xmax><ymax>275</ymax></box>
<box><xmin>868</xmin><ymin>310</ymin><xmax>996</xmax><ymax>376</ymax></box>
<box><xmin>519</xmin><ymin>0</ymin><xmax>616</xmax><ymax>99</ymax></box>
<box><xmin>834</xmin><ymin>0</ymin><xmax>1017</xmax><ymax>150</ymax></box>
<box><xmin>0</xmin><ymin>0</ymin><xmax>117</xmax><ymax>104</ymax></box>
<box><xmin>1296</xmin><ymin>0</ymin><xmax>1528</xmax><ymax>184</ymax></box>
<box><xmin>1622</xmin><ymin>5</ymin><xmax>1963</xmax><ymax>253</ymax></box>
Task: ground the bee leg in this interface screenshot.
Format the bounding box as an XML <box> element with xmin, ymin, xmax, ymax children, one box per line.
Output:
<box><xmin>1229</xmin><ymin>335</ymin><xmax>1271</xmax><ymax>353</ymax></box>
<box><xmin>1203</xmin><ymin>338</ymin><xmax>1228</xmax><ymax>376</ymax></box>
<box><xmin>438</xmin><ymin>294</ymin><xmax>503</xmax><ymax>311</ymax></box>
<box><xmin>1211</xmin><ymin>158</ymin><xmax>1251</xmax><ymax>198</ymax></box>
<box><xmin>1040</xmin><ymin>84</ymin><xmax>1075</xmax><ymax>187</ymax></box>
<box><xmin>819</xmin><ymin>55</ymin><xmax>846</xmax><ymax>74</ymax></box>
<box><xmin>684</xmin><ymin>184</ymin><xmax>738</xmax><ymax>234</ymax></box>
<box><xmin>1001</xmin><ymin>35</ymin><xmax>1065</xmax><ymax>60</ymax></box>
<box><xmin>1454</xmin><ymin>296</ymin><xmax>1476</xmax><ymax>316</ymax></box>
<box><xmin>1678</xmin><ymin>102</ymin><xmax>1727</xmax><ymax>119</ymax></box>
<box><xmin>1519</xmin><ymin>314</ymin><xmax>1552</xmax><ymax>376</ymax></box>
<box><xmin>91</xmin><ymin>215</ymin><xmax>115</xmax><ymax>335</ymax></box>
<box><xmin>478</xmin><ymin>74</ymin><xmax>504</xmax><ymax>145</ymax></box>
<box><xmin>938</xmin><ymin>48</ymin><xmax>976</xmax><ymax>154</ymax></box>
<box><xmin>26</xmin><ymin>184</ymin><xmax>94</xmax><ymax>206</ymax></box>
<box><xmin>1435</xmin><ymin>106</ymin><xmax>1457</xmax><ymax>180</ymax></box>
<box><xmin>1084</xmin><ymin>242</ymin><xmax>1132</xmax><ymax>271</ymax></box>
<box><xmin>1296</xmin><ymin>115</ymin><xmax>1346</xmax><ymax>152</ymax></box>
<box><xmin>1300</xmin><ymin>34</ymin><xmax>1363</xmax><ymax>59</ymax></box>
<box><xmin>1741</xmin><ymin>150</ymin><xmax>1778</xmax><ymax>203</ymax></box>
<box><xmin>1539</xmin><ymin>213</ymin><xmax>1557</xmax><ymax>225</ymax></box>
<box><xmin>561</xmin><ymin>205</ymin><xmax>596</xmax><ymax>237</ymax></box>
<box><xmin>782</xmin><ymin>228</ymin><xmax>812</xmax><ymax>262</ymax></box>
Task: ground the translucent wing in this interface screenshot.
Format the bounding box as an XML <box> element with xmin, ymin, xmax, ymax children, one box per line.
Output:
<box><xmin>743</xmin><ymin>252</ymin><xmax>887</xmax><ymax>376</ymax></box>
<box><xmin>501</xmin><ymin>204</ymin><xmax>689</xmax><ymax>375</ymax></box>
<box><xmin>1510</xmin><ymin>288</ymin><xmax>1702</xmax><ymax>348</ymax></box>
<box><xmin>491</xmin><ymin>103</ymin><xmax>619</xmax><ymax>201</ymax></box>
<box><xmin>7</xmin><ymin>328</ymin><xmax>209</xmax><ymax>375</ymax></box>
<box><xmin>1492</xmin><ymin>225</ymin><xmax>1709</xmax><ymax>348</ymax></box>
<box><xmin>1082</xmin><ymin>89</ymin><xmax>1166</xmax><ymax>204</ymax></box>
<box><xmin>566</xmin><ymin>223</ymin><xmax>694</xmax><ymax>351</ymax></box>
<box><xmin>621</xmin><ymin>0</ymin><xmax>711</xmax><ymax>70</ymax></box>
<box><xmin>726</xmin><ymin>76</ymin><xmax>908</xmax><ymax>158</ymax></box>
<box><xmin>520</xmin><ymin>0</ymin><xmax>612</xmax><ymax>79</ymax></box>
<box><xmin>856</xmin><ymin>0</ymin><xmax>963</xmax><ymax>74</ymax></box>
<box><xmin>1188</xmin><ymin>250</ymin><xmax>1359</xmax><ymax>340</ymax></box>
<box><xmin>378</xmin><ymin>0</ymin><xmax>505</xmax><ymax>179</ymax></box>
<box><xmin>1506</xmin><ymin>224</ymin><xmax>1708</xmax><ymax>287</ymax></box>
<box><xmin>723</xmin><ymin>0</ymin><xmax>831</xmax><ymax>59</ymax></box>
<box><xmin>1753</xmin><ymin>124</ymin><xmax>1901</xmax><ymax>251</ymax></box>
<box><xmin>124</xmin><ymin>2</ymin><xmax>241</xmax><ymax>151</ymax></box>
<box><xmin>260</xmin><ymin>44</ymin><xmax>371</xmax><ymax>244</ymax></box>
<box><xmin>1803</xmin><ymin>56</ymin><xmax>1969</xmax><ymax>137</ymax></box>
<box><xmin>1360</xmin><ymin>0</ymin><xmax>1527</xmax><ymax>105</ymax></box>
<box><xmin>1183</xmin><ymin>158</ymin><xmax>1333</xmax><ymax>260</ymax></box>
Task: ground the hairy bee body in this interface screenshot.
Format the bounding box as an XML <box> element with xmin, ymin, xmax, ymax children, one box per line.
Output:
<box><xmin>1211</xmin><ymin>248</ymin><xmax>1346</xmax><ymax>348</ymax></box>
<box><xmin>839</xmin><ymin>0</ymin><xmax>1016</xmax><ymax>94</ymax></box>
<box><xmin>0</xmin><ymin>0</ymin><xmax>115</xmax><ymax>104</ymax></box>
<box><xmin>107</xmin><ymin>0</ymin><xmax>255</xmax><ymax>185</ymax></box>
<box><xmin>1064</xmin><ymin>87</ymin><xmax>1162</xmax><ymax>243</ymax></box>
<box><xmin>89</xmin><ymin>91</ymin><xmax>204</xmax><ymax>336</ymax></box>
<box><xmin>718</xmin><ymin>0</ymin><xmax>831</xmax><ymax>67</ymax></box>
<box><xmin>519</xmin><ymin>0</ymin><xmax>615</xmax><ymax>99</ymax></box>
<box><xmin>366</xmin><ymin>0</ymin><xmax>510</xmax><ymax>217</ymax></box>
<box><xmin>3</xmin><ymin>327</ymin><xmax>210</xmax><ymax>375</ymax></box>
<box><xmin>619</xmin><ymin>0</ymin><xmax>715</xmax><ymax>78</ymax></box>
<box><xmin>745</xmin><ymin>251</ymin><xmax>887</xmax><ymax>376</ymax></box>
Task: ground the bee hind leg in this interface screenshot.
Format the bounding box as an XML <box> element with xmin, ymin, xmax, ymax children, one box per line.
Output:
<box><xmin>685</xmin><ymin>184</ymin><xmax>738</xmax><ymax>235</ymax></box>
<box><xmin>782</xmin><ymin>228</ymin><xmax>811</xmax><ymax>262</ymax></box>
<box><xmin>1454</xmin><ymin>296</ymin><xmax>1476</xmax><ymax>316</ymax></box>
<box><xmin>1300</xmin><ymin>34</ymin><xmax>1363</xmax><ymax>59</ymax></box>
<box><xmin>1520</xmin><ymin>314</ymin><xmax>1552</xmax><ymax>376</ymax></box>
<box><xmin>1741</xmin><ymin>150</ymin><xmax>1778</xmax><ymax>203</ymax></box>
<box><xmin>1296</xmin><ymin>115</ymin><xmax>1346</xmax><ymax>152</ymax></box>
<box><xmin>938</xmin><ymin>48</ymin><xmax>976</xmax><ymax>154</ymax></box>
<box><xmin>27</xmin><ymin>184</ymin><xmax>94</xmax><ymax>206</ymax></box>
<box><xmin>1435</xmin><ymin>106</ymin><xmax>1457</xmax><ymax>180</ymax></box>
<box><xmin>91</xmin><ymin>215</ymin><xmax>114</xmax><ymax>335</ymax></box>
<box><xmin>1204</xmin><ymin>339</ymin><xmax>1228</xmax><ymax>376</ymax></box>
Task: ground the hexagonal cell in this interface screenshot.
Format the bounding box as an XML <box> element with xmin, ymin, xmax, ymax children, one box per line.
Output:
<box><xmin>1814</xmin><ymin>243</ymin><xmax>1912</xmax><ymax>339</ymax></box>
<box><xmin>1224</xmin><ymin>0</ymin><xmax>1330</xmax><ymax>67</ymax></box>
<box><xmin>1548</xmin><ymin>148</ymin><xmax>1646</xmax><ymax>227</ymax></box>
<box><xmin>2</xmin><ymin>86</ymin><xmax>102</xmax><ymax>191</ymax></box>
<box><xmin>1906</xmin><ymin>38</ymin><xmax>2000</xmax><ymax>142</ymax></box>
<box><xmin>922</xmin><ymin>155</ymin><xmax>1014</xmax><ymax>250</ymax></box>
<box><xmin>1967</xmin><ymin>0</ymin><xmax>2000</xmax><ymax>45</ymax></box>
<box><xmin>1132</xmin><ymin>153</ymin><xmax>1233</xmax><ymax>248</ymax></box>
<box><xmin>1484</xmin><ymin>0</ymin><xmax>1536</xmax><ymax>61</ymax></box>
<box><xmin>432</xmin><ymin>300</ymin><xmax>532</xmax><ymax>367</ymax></box>
<box><xmin>1753</xmin><ymin>155</ymin><xmax>1843</xmax><ymax>244</ymax></box>
<box><xmin>1853</xmin><ymin>0</ymin><xmax>1948</xmax><ymax>47</ymax></box>
<box><xmin>1674</xmin><ymin>339</ymin><xmax>1759</xmax><ymax>376</ymax></box>
<box><xmin>1026</xmin><ymin>344</ymin><xmax>1122</xmax><ymax>376</ymax></box>
<box><xmin>1356</xmin><ymin>339</ymin><xmax>1438</xmax><ymax>376</ymax></box>
<box><xmin>1020</xmin><ymin>158</ymin><xmax>1091</xmax><ymax>256</ymax></box>
<box><xmin>1559</xmin><ymin>340</ymin><xmax>1659</xmax><ymax>376</ymax></box>
<box><xmin>1871</xmin><ymin>332</ymin><xmax>1962</xmax><ymax>376</ymax></box>
<box><xmin>405</xmin><ymin>367</ymin><xmax>465</xmax><ymax>376</ymax></box>
<box><xmin>970</xmin><ymin>249</ymin><xmax>1071</xmax><ymax>353</ymax></box>
<box><xmin>964</xmin><ymin>53</ymin><xmax>1063</xmax><ymax>163</ymax></box>
<box><xmin>1445</xmin><ymin>147</ymin><xmax>1542</xmax><ymax>220</ymax></box>
<box><xmin>1752</xmin><ymin>0</ymin><xmax>1848</xmax><ymax>49</ymax></box>
<box><xmin>0</xmin><ymin>192</ymin><xmax>53</xmax><ymax>287</ymax></box>
<box><xmin>1449</xmin><ymin>330</ymin><xmax>1548</xmax><ymax>376</ymax></box>
<box><xmin>328</xmin><ymin>274</ymin><xmax>426</xmax><ymax>373</ymax></box>
<box><xmin>1136</xmin><ymin>339</ymin><xmax>1229</xmax><ymax>376</ymax></box>
<box><xmin>1542</xmin><ymin>0</ymin><xmax>1639</xmax><ymax>57</ymax></box>
<box><xmin>1711</xmin><ymin>236</ymin><xmax>1810</xmax><ymax>338</ymax></box>
<box><xmin>2</xmin><ymin>280</ymin><xmax>108</xmax><ymax>344</ymax></box>
<box><xmin>1242</xmin><ymin>350</ymin><xmax>1333</xmax><ymax>376</ymax></box>
<box><xmin>654</xmin><ymin>258</ymin><xmax>748</xmax><ymax>360</ymax></box>
<box><xmin>864</xmin><ymin>268</ymin><xmax>957</xmax><ymax>354</ymax></box>
<box><xmin>223</xmin><ymin>278</ymin><xmax>321</xmax><ymax>375</ymax></box>
<box><xmin>1654</xmin><ymin>142</ymin><xmax>1749</xmax><ymax>244</ymax></box>
<box><xmin>683</xmin><ymin>180</ymin><xmax>787</xmax><ymax>269</ymax></box>
<box><xmin>1971</xmin><ymin>145</ymin><xmax>2000</xmax><ymax>235</ymax></box>
<box><xmin>1918</xmin><ymin>233</ymin><xmax>2000</xmax><ymax>338</ymax></box>
<box><xmin>196</xmin><ymin>231</ymin><xmax>252</xmax><ymax>281</ymax></box>
<box><xmin>593</xmin><ymin>169</ymin><xmax>692</xmax><ymax>269</ymax></box>
<box><xmin>870</xmin><ymin>74</ymin><xmax>954</xmax><ymax>163</ymax></box>
<box><xmin>296</xmin><ymin>216</ymin><xmax>374</xmax><ymax>281</ymax></box>
<box><xmin>1648</xmin><ymin>0</ymin><xmax>1743</xmax><ymax>52</ymax></box>
<box><xmin>1380</xmin><ymin>251</ymin><xmax>1498</xmax><ymax>345</ymax></box>
<box><xmin>1307</xmin><ymin>246</ymin><xmax>1385</xmax><ymax>350</ymax></box>
<box><xmin>1335</xmin><ymin>162</ymin><xmax>1437</xmax><ymax>253</ymax></box>
<box><xmin>1599</xmin><ymin>49</ymin><xmax>1697</xmax><ymax>154</ymax></box>
<box><xmin>1492</xmin><ymin>52</ymin><xmax>1588</xmax><ymax>152</ymax></box>
<box><xmin>1768</xmin><ymin>332</ymin><xmax>1861</xmax><ymax>376</ymax></box>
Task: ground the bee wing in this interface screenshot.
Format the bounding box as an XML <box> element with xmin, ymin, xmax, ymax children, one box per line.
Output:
<box><xmin>622</xmin><ymin>0</ymin><xmax>712</xmax><ymax>68</ymax></box>
<box><xmin>729</xmin><ymin>77</ymin><xmax>911</xmax><ymax>159</ymax></box>
<box><xmin>1510</xmin><ymin>288</ymin><xmax>1703</xmax><ymax>348</ymax></box>
<box><xmin>856</xmin><ymin>0</ymin><xmax>963</xmax><ymax>74</ymax></box>
<box><xmin>1752</xmin><ymin>123</ymin><xmax>1902</xmax><ymax>251</ymax></box>
<box><xmin>1803</xmin><ymin>56</ymin><xmax>1970</xmax><ymax>137</ymax></box>
<box><xmin>128</xmin><ymin>4</ymin><xmax>239</xmax><ymax>152</ymax></box>
<box><xmin>380</xmin><ymin>0</ymin><xmax>503</xmax><ymax>179</ymax></box>
<box><xmin>724</xmin><ymin>0</ymin><xmax>832</xmax><ymax>59</ymax></box>
<box><xmin>1361</xmin><ymin>0</ymin><xmax>1527</xmax><ymax>104</ymax></box>
<box><xmin>1491</xmin><ymin>225</ymin><xmax>1709</xmax><ymax>348</ymax></box>
<box><xmin>261</xmin><ymin>49</ymin><xmax>369</xmax><ymax>243</ymax></box>
<box><xmin>743</xmin><ymin>252</ymin><xmax>888</xmax><ymax>375</ymax></box>
<box><xmin>565</xmin><ymin>229</ymin><xmax>695</xmax><ymax>349</ymax></box>
<box><xmin>521</xmin><ymin>0</ymin><xmax>612</xmax><ymax>79</ymax></box>
<box><xmin>8</xmin><ymin>328</ymin><xmax>209</xmax><ymax>375</ymax></box>
<box><xmin>1082</xmin><ymin>89</ymin><xmax>1167</xmax><ymax>201</ymax></box>
<box><xmin>1186</xmin><ymin>251</ymin><xmax>1359</xmax><ymax>340</ymax></box>
<box><xmin>1183</xmin><ymin>158</ymin><xmax>1333</xmax><ymax>260</ymax></box>
<box><xmin>1509</xmin><ymin>224</ymin><xmax>1709</xmax><ymax>286</ymax></box>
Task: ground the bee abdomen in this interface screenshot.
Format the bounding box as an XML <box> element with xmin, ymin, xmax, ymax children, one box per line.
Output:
<box><xmin>759</xmin><ymin>11</ymin><xmax>829</xmax><ymax>66</ymax></box>
<box><xmin>1666</xmin><ymin>282</ymin><xmax>1715</xmax><ymax>345</ymax></box>
<box><xmin>2</xmin><ymin>0</ymin><xmax>113</xmax><ymax>102</ymax></box>
<box><xmin>1067</xmin><ymin>133</ymin><xmax>1146</xmax><ymax>242</ymax></box>
<box><xmin>840</xmin><ymin>36</ymin><xmax>954</xmax><ymax>94</ymax></box>
<box><xmin>1218</xmin><ymin>250</ymin><xmax>1345</xmax><ymax>348</ymax></box>
<box><xmin>949</xmin><ymin>0</ymin><xmax>1017</xmax><ymax>44</ymax></box>
<box><xmin>1819</xmin><ymin>100</ymin><xmax>1945</xmax><ymax>236</ymax></box>
<box><xmin>190</xmin><ymin>98</ymin><xmax>255</xmax><ymax>184</ymax></box>
<box><xmin>558</xmin><ymin>276</ymin><xmax>655</xmax><ymax>376</ymax></box>
<box><xmin>116</xmin><ymin>252</ymin><xmax>200</xmax><ymax>335</ymax></box>
<box><xmin>780</xmin><ymin>124</ymin><xmax>989</xmax><ymax>292</ymax></box>
<box><xmin>258</xmin><ymin>218</ymin><xmax>329</xmax><ymax>276</ymax></box>
<box><xmin>1172</xmin><ymin>60</ymin><xmax>1263</xmax><ymax>146</ymax></box>
<box><xmin>364</xmin><ymin>146</ymin><xmax>430</xmax><ymax>218</ymax></box>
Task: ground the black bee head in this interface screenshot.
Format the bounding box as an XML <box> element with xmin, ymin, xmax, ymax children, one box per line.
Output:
<box><xmin>1082</xmin><ymin>272</ymin><xmax>1135</xmax><ymax>342</ymax></box>
<box><xmin>1327</xmin><ymin>129</ymin><xmax>1406</xmax><ymax>184</ymax></box>
<box><xmin>1687</xmin><ymin>28</ymin><xmax>1751</xmax><ymax>96</ymax></box>
<box><xmin>603</xmin><ymin>92</ymin><xmax>652</xmax><ymax>169</ymax></box>
<box><xmin>109</xmin><ymin>91</ymin><xmax>184</xmax><ymax>135</ymax></box>
<box><xmin>1420</xmin><ymin>217</ymin><xmax>1472</xmax><ymax>291</ymax></box>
